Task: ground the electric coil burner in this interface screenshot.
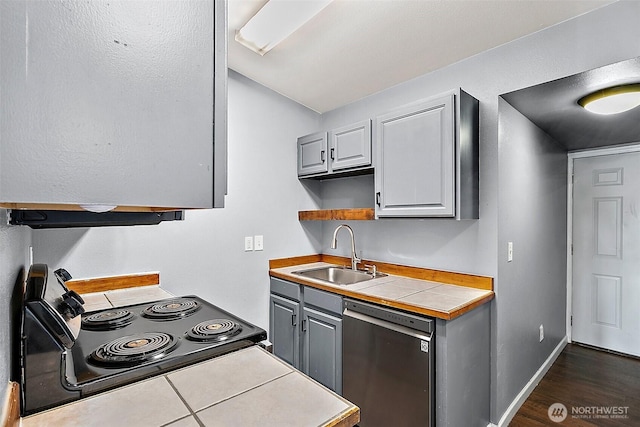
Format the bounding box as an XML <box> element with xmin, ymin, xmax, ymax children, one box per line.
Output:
<box><xmin>20</xmin><ymin>264</ymin><xmax>267</xmax><ymax>416</ymax></box>
<box><xmin>141</xmin><ymin>298</ymin><xmax>201</xmax><ymax>319</ymax></box>
<box><xmin>90</xmin><ymin>332</ymin><xmax>179</xmax><ymax>366</ymax></box>
<box><xmin>186</xmin><ymin>319</ymin><xmax>242</xmax><ymax>342</ymax></box>
<box><xmin>81</xmin><ymin>309</ymin><xmax>135</xmax><ymax>331</ymax></box>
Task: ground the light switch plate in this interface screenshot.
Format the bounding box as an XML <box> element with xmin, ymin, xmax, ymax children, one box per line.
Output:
<box><xmin>507</xmin><ymin>242</ymin><xmax>513</xmax><ymax>262</ymax></box>
<box><xmin>244</xmin><ymin>236</ymin><xmax>254</xmax><ymax>252</ymax></box>
<box><xmin>254</xmin><ymin>235</ymin><xmax>264</xmax><ymax>251</ymax></box>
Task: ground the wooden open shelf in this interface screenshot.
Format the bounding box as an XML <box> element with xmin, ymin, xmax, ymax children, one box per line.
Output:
<box><xmin>298</xmin><ymin>208</ymin><xmax>375</xmax><ymax>221</ymax></box>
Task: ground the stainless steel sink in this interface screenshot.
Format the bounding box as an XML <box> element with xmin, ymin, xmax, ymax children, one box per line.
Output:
<box><xmin>292</xmin><ymin>266</ymin><xmax>386</xmax><ymax>286</ymax></box>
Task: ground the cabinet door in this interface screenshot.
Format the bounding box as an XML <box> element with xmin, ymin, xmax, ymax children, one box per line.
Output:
<box><xmin>0</xmin><ymin>0</ymin><xmax>225</xmax><ymax>210</ymax></box>
<box><xmin>269</xmin><ymin>294</ymin><xmax>301</xmax><ymax>369</ymax></box>
<box><xmin>329</xmin><ymin>120</ymin><xmax>372</xmax><ymax>172</ymax></box>
<box><xmin>302</xmin><ymin>306</ymin><xmax>342</xmax><ymax>394</ymax></box>
<box><xmin>375</xmin><ymin>94</ymin><xmax>455</xmax><ymax>217</ymax></box>
<box><xmin>297</xmin><ymin>132</ymin><xmax>328</xmax><ymax>176</ymax></box>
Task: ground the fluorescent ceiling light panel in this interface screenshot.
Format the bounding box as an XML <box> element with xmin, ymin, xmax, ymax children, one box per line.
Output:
<box><xmin>578</xmin><ymin>84</ymin><xmax>640</xmax><ymax>115</ymax></box>
<box><xmin>236</xmin><ymin>0</ymin><xmax>333</xmax><ymax>56</ymax></box>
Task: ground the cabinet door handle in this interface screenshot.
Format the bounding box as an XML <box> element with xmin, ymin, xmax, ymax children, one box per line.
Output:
<box><xmin>320</xmin><ymin>150</ymin><xmax>325</xmax><ymax>163</ymax></box>
<box><xmin>330</xmin><ymin>148</ymin><xmax>335</xmax><ymax>160</ymax></box>
<box><xmin>376</xmin><ymin>192</ymin><xmax>381</xmax><ymax>206</ymax></box>
<box><xmin>302</xmin><ymin>318</ymin><xmax>307</xmax><ymax>332</ymax></box>
<box><xmin>292</xmin><ymin>313</ymin><xmax>297</xmax><ymax>326</ymax></box>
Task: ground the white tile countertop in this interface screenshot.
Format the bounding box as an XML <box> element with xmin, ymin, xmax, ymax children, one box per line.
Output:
<box><xmin>80</xmin><ymin>285</ymin><xmax>174</xmax><ymax>311</ymax></box>
<box><xmin>21</xmin><ymin>346</ymin><xmax>359</xmax><ymax>427</ymax></box>
<box><xmin>270</xmin><ymin>259</ymin><xmax>494</xmax><ymax>320</ymax></box>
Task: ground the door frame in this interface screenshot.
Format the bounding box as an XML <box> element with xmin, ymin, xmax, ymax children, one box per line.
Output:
<box><xmin>566</xmin><ymin>143</ymin><xmax>640</xmax><ymax>344</ymax></box>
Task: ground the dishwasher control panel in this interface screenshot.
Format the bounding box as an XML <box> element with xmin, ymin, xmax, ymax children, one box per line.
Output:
<box><xmin>343</xmin><ymin>298</ymin><xmax>434</xmax><ymax>334</ymax></box>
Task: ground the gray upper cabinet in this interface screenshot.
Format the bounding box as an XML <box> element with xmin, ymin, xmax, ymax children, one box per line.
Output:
<box><xmin>297</xmin><ymin>120</ymin><xmax>372</xmax><ymax>178</ymax></box>
<box><xmin>328</xmin><ymin>120</ymin><xmax>372</xmax><ymax>172</ymax></box>
<box><xmin>297</xmin><ymin>132</ymin><xmax>329</xmax><ymax>176</ymax></box>
<box><xmin>0</xmin><ymin>0</ymin><xmax>227</xmax><ymax>211</ymax></box>
<box><xmin>374</xmin><ymin>89</ymin><xmax>479</xmax><ymax>219</ymax></box>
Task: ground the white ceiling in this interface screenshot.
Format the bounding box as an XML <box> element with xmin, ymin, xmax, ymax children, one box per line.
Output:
<box><xmin>228</xmin><ymin>0</ymin><xmax>614</xmax><ymax>113</ymax></box>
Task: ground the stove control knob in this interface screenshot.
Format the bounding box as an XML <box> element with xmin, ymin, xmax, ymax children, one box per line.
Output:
<box><xmin>54</xmin><ymin>268</ymin><xmax>73</xmax><ymax>282</ymax></box>
<box><xmin>67</xmin><ymin>290</ymin><xmax>85</xmax><ymax>305</ymax></box>
<box><xmin>60</xmin><ymin>292</ymin><xmax>85</xmax><ymax>318</ymax></box>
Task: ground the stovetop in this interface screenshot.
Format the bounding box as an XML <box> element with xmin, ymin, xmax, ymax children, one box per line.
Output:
<box><xmin>68</xmin><ymin>296</ymin><xmax>267</xmax><ymax>394</ymax></box>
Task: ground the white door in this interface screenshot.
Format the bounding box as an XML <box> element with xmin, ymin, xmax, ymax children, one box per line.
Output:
<box><xmin>572</xmin><ymin>152</ymin><xmax>640</xmax><ymax>356</ymax></box>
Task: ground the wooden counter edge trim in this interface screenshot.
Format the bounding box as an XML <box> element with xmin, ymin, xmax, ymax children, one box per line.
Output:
<box><xmin>323</xmin><ymin>405</ymin><xmax>360</xmax><ymax>427</ymax></box>
<box><xmin>66</xmin><ymin>272</ymin><xmax>160</xmax><ymax>294</ymax></box>
<box><xmin>269</xmin><ymin>270</ymin><xmax>494</xmax><ymax>321</ymax></box>
<box><xmin>1</xmin><ymin>382</ymin><xmax>20</xmax><ymax>427</ymax></box>
<box><xmin>269</xmin><ymin>255</ymin><xmax>323</xmax><ymax>269</ymax></box>
<box><xmin>319</xmin><ymin>254</ymin><xmax>493</xmax><ymax>291</ymax></box>
<box><xmin>448</xmin><ymin>293</ymin><xmax>496</xmax><ymax>319</ymax></box>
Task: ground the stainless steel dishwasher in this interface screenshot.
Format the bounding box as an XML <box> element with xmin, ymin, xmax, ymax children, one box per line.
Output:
<box><xmin>342</xmin><ymin>298</ymin><xmax>434</xmax><ymax>427</ymax></box>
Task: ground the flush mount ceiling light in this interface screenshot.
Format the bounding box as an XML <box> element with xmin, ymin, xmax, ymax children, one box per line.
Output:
<box><xmin>235</xmin><ymin>0</ymin><xmax>333</xmax><ymax>56</ymax></box>
<box><xmin>578</xmin><ymin>84</ymin><xmax>640</xmax><ymax>115</ymax></box>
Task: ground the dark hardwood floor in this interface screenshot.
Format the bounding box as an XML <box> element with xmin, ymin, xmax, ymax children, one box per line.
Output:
<box><xmin>510</xmin><ymin>343</ymin><xmax>640</xmax><ymax>426</ymax></box>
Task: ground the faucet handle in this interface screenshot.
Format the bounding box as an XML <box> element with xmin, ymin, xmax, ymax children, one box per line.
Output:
<box><xmin>364</xmin><ymin>264</ymin><xmax>377</xmax><ymax>276</ymax></box>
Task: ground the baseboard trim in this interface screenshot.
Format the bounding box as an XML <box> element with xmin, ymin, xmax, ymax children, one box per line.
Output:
<box><xmin>1</xmin><ymin>382</ymin><xmax>20</xmax><ymax>427</ymax></box>
<box><xmin>496</xmin><ymin>336</ymin><xmax>568</xmax><ymax>427</ymax></box>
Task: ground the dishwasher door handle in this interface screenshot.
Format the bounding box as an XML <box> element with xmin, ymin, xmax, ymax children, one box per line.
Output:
<box><xmin>343</xmin><ymin>308</ymin><xmax>432</xmax><ymax>342</ymax></box>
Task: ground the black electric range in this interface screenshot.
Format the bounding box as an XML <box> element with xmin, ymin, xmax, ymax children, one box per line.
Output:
<box><xmin>20</xmin><ymin>264</ymin><xmax>267</xmax><ymax>416</ymax></box>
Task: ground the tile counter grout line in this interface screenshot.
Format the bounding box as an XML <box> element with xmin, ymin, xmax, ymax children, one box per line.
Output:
<box><xmin>163</xmin><ymin>375</ymin><xmax>206</xmax><ymax>427</ymax></box>
<box><xmin>103</xmin><ymin>293</ymin><xmax>116</xmax><ymax>307</ymax></box>
<box><xmin>191</xmin><ymin>371</ymin><xmax>296</xmax><ymax>415</ymax></box>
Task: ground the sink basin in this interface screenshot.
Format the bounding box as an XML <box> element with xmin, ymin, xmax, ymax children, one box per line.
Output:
<box><xmin>292</xmin><ymin>266</ymin><xmax>386</xmax><ymax>286</ymax></box>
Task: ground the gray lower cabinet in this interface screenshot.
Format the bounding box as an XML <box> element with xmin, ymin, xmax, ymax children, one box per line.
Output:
<box><xmin>374</xmin><ymin>88</ymin><xmax>479</xmax><ymax>219</ymax></box>
<box><xmin>269</xmin><ymin>294</ymin><xmax>300</xmax><ymax>368</ymax></box>
<box><xmin>269</xmin><ymin>278</ymin><xmax>342</xmax><ymax>393</ymax></box>
<box><xmin>0</xmin><ymin>0</ymin><xmax>227</xmax><ymax>210</ymax></box>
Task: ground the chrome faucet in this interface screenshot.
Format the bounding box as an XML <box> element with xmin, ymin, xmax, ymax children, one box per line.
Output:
<box><xmin>331</xmin><ymin>224</ymin><xmax>361</xmax><ymax>271</ymax></box>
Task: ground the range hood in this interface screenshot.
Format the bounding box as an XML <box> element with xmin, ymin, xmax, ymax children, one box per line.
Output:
<box><xmin>8</xmin><ymin>209</ymin><xmax>184</xmax><ymax>229</ymax></box>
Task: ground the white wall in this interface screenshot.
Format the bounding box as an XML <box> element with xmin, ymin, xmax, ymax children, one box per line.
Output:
<box><xmin>32</xmin><ymin>71</ymin><xmax>322</xmax><ymax>330</ymax></box>
<box><xmin>497</xmin><ymin>98</ymin><xmax>568</xmax><ymax>421</ymax></box>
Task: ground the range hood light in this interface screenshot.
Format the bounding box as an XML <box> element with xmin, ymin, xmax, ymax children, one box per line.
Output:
<box><xmin>79</xmin><ymin>204</ymin><xmax>117</xmax><ymax>213</ymax></box>
<box><xmin>578</xmin><ymin>84</ymin><xmax>640</xmax><ymax>115</ymax></box>
<box><xmin>235</xmin><ymin>0</ymin><xmax>333</xmax><ymax>56</ymax></box>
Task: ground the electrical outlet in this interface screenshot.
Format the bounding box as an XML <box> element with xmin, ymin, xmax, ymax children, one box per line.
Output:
<box><xmin>507</xmin><ymin>242</ymin><xmax>513</xmax><ymax>262</ymax></box>
<box><xmin>244</xmin><ymin>236</ymin><xmax>254</xmax><ymax>252</ymax></box>
<box><xmin>254</xmin><ymin>235</ymin><xmax>264</xmax><ymax>251</ymax></box>
<box><xmin>539</xmin><ymin>324</ymin><xmax>544</xmax><ymax>342</ymax></box>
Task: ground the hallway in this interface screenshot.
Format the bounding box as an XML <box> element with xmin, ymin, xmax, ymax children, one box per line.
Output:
<box><xmin>510</xmin><ymin>344</ymin><xmax>640</xmax><ymax>426</ymax></box>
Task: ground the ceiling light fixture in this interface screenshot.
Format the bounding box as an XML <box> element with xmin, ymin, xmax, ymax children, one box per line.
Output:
<box><xmin>578</xmin><ymin>84</ymin><xmax>640</xmax><ymax>115</ymax></box>
<box><xmin>235</xmin><ymin>0</ymin><xmax>333</xmax><ymax>56</ymax></box>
